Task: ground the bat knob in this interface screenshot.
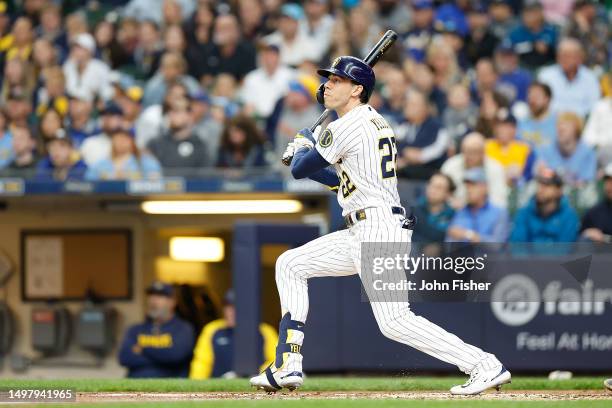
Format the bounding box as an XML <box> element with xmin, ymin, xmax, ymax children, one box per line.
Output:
<box><xmin>281</xmin><ymin>156</ymin><xmax>293</xmax><ymax>166</ymax></box>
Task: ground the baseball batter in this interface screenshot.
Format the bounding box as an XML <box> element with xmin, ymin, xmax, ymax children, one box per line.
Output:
<box><xmin>250</xmin><ymin>56</ymin><xmax>511</xmax><ymax>395</ymax></box>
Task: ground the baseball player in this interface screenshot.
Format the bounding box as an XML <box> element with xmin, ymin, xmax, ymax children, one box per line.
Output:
<box><xmin>250</xmin><ymin>56</ymin><xmax>511</xmax><ymax>395</ymax></box>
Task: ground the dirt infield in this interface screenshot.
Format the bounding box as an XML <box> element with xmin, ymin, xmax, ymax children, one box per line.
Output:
<box><xmin>77</xmin><ymin>390</ymin><xmax>612</xmax><ymax>402</ymax></box>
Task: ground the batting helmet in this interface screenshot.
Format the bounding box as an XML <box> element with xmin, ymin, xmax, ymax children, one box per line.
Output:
<box><xmin>317</xmin><ymin>56</ymin><xmax>375</xmax><ymax>101</ymax></box>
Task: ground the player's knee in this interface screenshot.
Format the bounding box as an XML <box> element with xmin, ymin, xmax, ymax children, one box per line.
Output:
<box><xmin>377</xmin><ymin>320</ymin><xmax>398</xmax><ymax>340</ymax></box>
<box><xmin>275</xmin><ymin>250</ymin><xmax>295</xmax><ymax>281</ymax></box>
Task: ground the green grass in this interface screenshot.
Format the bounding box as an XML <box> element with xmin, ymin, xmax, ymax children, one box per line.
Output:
<box><xmin>0</xmin><ymin>376</ymin><xmax>609</xmax><ymax>392</ymax></box>
<box><xmin>17</xmin><ymin>401</ymin><xmax>612</xmax><ymax>408</ymax></box>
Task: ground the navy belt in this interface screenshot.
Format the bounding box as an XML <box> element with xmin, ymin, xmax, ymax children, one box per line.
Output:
<box><xmin>344</xmin><ymin>206</ymin><xmax>405</xmax><ymax>227</ymax></box>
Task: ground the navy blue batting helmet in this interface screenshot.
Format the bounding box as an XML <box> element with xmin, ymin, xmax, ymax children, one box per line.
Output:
<box><xmin>317</xmin><ymin>56</ymin><xmax>375</xmax><ymax>101</ymax></box>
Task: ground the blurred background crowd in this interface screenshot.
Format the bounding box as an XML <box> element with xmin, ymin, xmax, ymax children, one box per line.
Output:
<box><xmin>0</xmin><ymin>0</ymin><xmax>610</xmax><ymax>242</ymax></box>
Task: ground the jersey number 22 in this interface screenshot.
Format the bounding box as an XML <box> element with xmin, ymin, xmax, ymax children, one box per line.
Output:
<box><xmin>379</xmin><ymin>137</ymin><xmax>397</xmax><ymax>179</ymax></box>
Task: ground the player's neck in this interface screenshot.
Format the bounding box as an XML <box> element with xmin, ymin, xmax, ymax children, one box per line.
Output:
<box><xmin>336</xmin><ymin>99</ymin><xmax>364</xmax><ymax>118</ymax></box>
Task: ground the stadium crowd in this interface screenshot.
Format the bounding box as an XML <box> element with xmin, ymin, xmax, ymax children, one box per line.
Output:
<box><xmin>0</xmin><ymin>0</ymin><xmax>610</xmax><ymax>242</ymax></box>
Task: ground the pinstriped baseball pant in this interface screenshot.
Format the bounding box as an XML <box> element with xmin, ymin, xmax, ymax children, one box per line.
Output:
<box><xmin>275</xmin><ymin>207</ymin><xmax>496</xmax><ymax>374</ymax></box>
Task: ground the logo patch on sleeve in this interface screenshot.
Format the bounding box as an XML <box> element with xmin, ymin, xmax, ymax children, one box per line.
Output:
<box><xmin>319</xmin><ymin>129</ymin><xmax>333</xmax><ymax>148</ymax></box>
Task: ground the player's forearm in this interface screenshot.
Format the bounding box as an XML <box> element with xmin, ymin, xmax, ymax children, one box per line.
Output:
<box><xmin>291</xmin><ymin>147</ymin><xmax>332</xmax><ymax>179</ymax></box>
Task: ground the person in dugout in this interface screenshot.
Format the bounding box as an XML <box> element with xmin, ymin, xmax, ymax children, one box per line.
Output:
<box><xmin>190</xmin><ymin>289</ymin><xmax>278</xmax><ymax>379</ymax></box>
<box><xmin>118</xmin><ymin>281</ymin><xmax>195</xmax><ymax>378</ymax></box>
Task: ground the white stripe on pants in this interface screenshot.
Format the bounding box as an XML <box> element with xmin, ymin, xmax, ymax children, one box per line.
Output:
<box><xmin>275</xmin><ymin>207</ymin><xmax>496</xmax><ymax>373</ymax></box>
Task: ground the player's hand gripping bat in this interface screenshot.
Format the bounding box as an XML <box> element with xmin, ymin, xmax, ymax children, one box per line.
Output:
<box><xmin>282</xmin><ymin>30</ymin><xmax>398</xmax><ymax>166</ymax></box>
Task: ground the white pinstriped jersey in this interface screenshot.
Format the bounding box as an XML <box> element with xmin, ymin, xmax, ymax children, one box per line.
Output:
<box><xmin>315</xmin><ymin>104</ymin><xmax>402</xmax><ymax>216</ymax></box>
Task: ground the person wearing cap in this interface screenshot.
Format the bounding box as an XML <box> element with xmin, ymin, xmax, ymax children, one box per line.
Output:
<box><xmin>442</xmin><ymin>132</ymin><xmax>509</xmax><ymax>208</ymax></box>
<box><xmin>35</xmin><ymin>129</ymin><xmax>87</xmax><ymax>181</ymax></box>
<box><xmin>536</xmin><ymin>111</ymin><xmax>596</xmax><ymax>186</ymax></box>
<box><xmin>63</xmin><ymin>32</ymin><xmax>113</xmax><ymax>102</ymax></box>
<box><xmin>485</xmin><ymin>109</ymin><xmax>531</xmax><ymax>184</ymax></box>
<box><xmin>564</xmin><ymin>0</ymin><xmax>609</xmax><ymax>68</ymax></box>
<box><xmin>579</xmin><ymin>163</ymin><xmax>612</xmax><ymax>243</ymax></box>
<box><xmin>446</xmin><ymin>167</ymin><xmax>509</xmax><ymax>243</ymax></box>
<box><xmin>537</xmin><ymin>38</ymin><xmax>601</xmax><ymax>118</ymax></box>
<box><xmin>508</xmin><ymin>0</ymin><xmax>557</xmax><ymax>70</ymax></box>
<box><xmin>118</xmin><ymin>281</ymin><xmax>195</xmax><ymax>378</ymax></box>
<box><xmin>85</xmin><ymin>128</ymin><xmax>162</xmax><ymax>181</ymax></box>
<box><xmin>494</xmin><ymin>41</ymin><xmax>532</xmax><ymax>103</ymax></box>
<box><xmin>402</xmin><ymin>0</ymin><xmax>435</xmax><ymax>63</ymax></box>
<box><xmin>80</xmin><ymin>102</ymin><xmax>125</xmax><ymax>166</ymax></box>
<box><xmin>65</xmin><ymin>90</ymin><xmax>97</xmax><ymax>149</ymax></box>
<box><xmin>117</xmin><ymin>85</ymin><xmax>144</xmax><ymax>129</ymax></box>
<box><xmin>517</xmin><ymin>81</ymin><xmax>557</xmax><ymax>148</ymax></box>
<box><xmin>190</xmin><ymin>289</ymin><xmax>277</xmax><ymax>379</ymax></box>
<box><xmin>509</xmin><ymin>168</ymin><xmax>579</xmax><ymax>242</ymax></box>
<box><xmin>270</xmin><ymin>74</ymin><xmax>322</xmax><ymax>164</ymax></box>
<box><xmin>191</xmin><ymin>91</ymin><xmax>223</xmax><ymax>166</ymax></box>
<box><xmin>263</xmin><ymin>4</ymin><xmax>318</xmax><ymax>67</ymax></box>
<box><xmin>240</xmin><ymin>42</ymin><xmax>295</xmax><ymax>119</ymax></box>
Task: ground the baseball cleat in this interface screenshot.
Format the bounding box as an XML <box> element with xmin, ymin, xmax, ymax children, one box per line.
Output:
<box><xmin>605</xmin><ymin>378</ymin><xmax>612</xmax><ymax>392</ymax></box>
<box><xmin>450</xmin><ymin>365</ymin><xmax>511</xmax><ymax>395</ymax></box>
<box><xmin>250</xmin><ymin>365</ymin><xmax>303</xmax><ymax>392</ymax></box>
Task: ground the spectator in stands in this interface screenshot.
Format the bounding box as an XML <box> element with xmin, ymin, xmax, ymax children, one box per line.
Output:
<box><xmin>133</xmin><ymin>20</ymin><xmax>163</xmax><ymax>80</ymax></box>
<box><xmin>147</xmin><ymin>98</ymin><xmax>209</xmax><ymax>170</ymax></box>
<box><xmin>580</xmin><ymin>163</ymin><xmax>612</xmax><ymax>242</ymax></box>
<box><xmin>301</xmin><ymin>0</ymin><xmax>334</xmax><ymax>63</ymax></box>
<box><xmin>378</xmin><ymin>67</ymin><xmax>408</xmax><ymax>126</ymax></box>
<box><xmin>94</xmin><ymin>19</ymin><xmax>131</xmax><ymax>70</ymax></box>
<box><xmin>412</xmin><ymin>172</ymin><xmax>456</xmax><ymax>243</ymax></box>
<box><xmin>538</xmin><ymin>38</ymin><xmax>601</xmax><ymax>118</ymax></box>
<box><xmin>474</xmin><ymin>90</ymin><xmax>510</xmax><ymax>138</ymax></box>
<box><xmin>1</xmin><ymin>57</ymin><xmax>35</xmax><ymax>104</ymax></box>
<box><xmin>209</xmin><ymin>74</ymin><xmax>242</xmax><ymax>121</ymax></box>
<box><xmin>446</xmin><ymin>167</ymin><xmax>509</xmax><ymax>243</ymax></box>
<box><xmin>582</xmin><ymin>90</ymin><xmax>612</xmax><ymax>168</ymax></box>
<box><xmin>238</xmin><ymin>0</ymin><xmax>267</xmax><ymax>40</ymax></box>
<box><xmin>116</xmin><ymin>85</ymin><xmax>144</xmax><ymax>130</ymax></box>
<box><xmin>5</xmin><ymin>125</ymin><xmax>37</xmax><ymax>173</ymax></box>
<box><xmin>409</xmin><ymin>62</ymin><xmax>447</xmax><ymax>115</ymax></box>
<box><xmin>86</xmin><ymin>129</ymin><xmax>161</xmax><ymax>181</ymax></box>
<box><xmin>35</xmin><ymin>66</ymin><xmax>69</xmax><ymax>118</ymax></box>
<box><xmin>402</xmin><ymin>0</ymin><xmax>435</xmax><ymax>63</ymax></box>
<box><xmin>5</xmin><ymin>89</ymin><xmax>33</xmax><ymax>128</ymax></box>
<box><xmin>426</xmin><ymin>38</ymin><xmax>463</xmax><ymax>96</ymax></box>
<box><xmin>536</xmin><ymin>112</ymin><xmax>597</xmax><ymax>186</ymax></box>
<box><xmin>38</xmin><ymin>108</ymin><xmax>64</xmax><ymax>144</ymax></box>
<box><xmin>488</xmin><ymin>0</ymin><xmax>517</xmax><ymax>43</ymax></box>
<box><xmin>123</xmin><ymin>0</ymin><xmax>195</xmax><ymax>25</ymax></box>
<box><xmin>494</xmin><ymin>41</ymin><xmax>532</xmax><ymax>103</ymax></box>
<box><xmin>508</xmin><ymin>1</ymin><xmax>557</xmax><ymax>70</ymax></box>
<box><xmin>464</xmin><ymin>2</ymin><xmax>498</xmax><ymax>66</ymax></box>
<box><xmin>443</xmin><ymin>83</ymin><xmax>477</xmax><ymax>153</ymax></box>
<box><xmin>142</xmin><ymin>52</ymin><xmax>199</xmax><ymax>108</ymax></box>
<box><xmin>471</xmin><ymin>58</ymin><xmax>499</xmax><ymax>105</ymax></box>
<box><xmin>0</xmin><ymin>110</ymin><xmax>12</xmax><ymax>169</ymax></box>
<box><xmin>118</xmin><ymin>281</ymin><xmax>195</xmax><ymax>378</ymax></box>
<box><xmin>81</xmin><ymin>102</ymin><xmax>125</xmax><ymax>166</ymax></box>
<box><xmin>510</xmin><ymin>168</ymin><xmax>579</xmax><ymax>242</ymax></box>
<box><xmin>241</xmin><ymin>43</ymin><xmax>294</xmax><ymax>120</ymax></box>
<box><xmin>564</xmin><ymin>0</ymin><xmax>609</xmax><ymax>69</ymax></box>
<box><xmin>217</xmin><ymin>115</ymin><xmax>267</xmax><ymax>169</ymax></box>
<box><xmin>264</xmin><ymin>4</ymin><xmax>317</xmax><ymax>67</ymax></box>
<box><xmin>35</xmin><ymin>129</ymin><xmax>87</xmax><ymax>181</ymax></box>
<box><xmin>65</xmin><ymin>90</ymin><xmax>96</xmax><ymax>149</ymax></box>
<box><xmin>517</xmin><ymin>81</ymin><xmax>557</xmax><ymax>148</ymax></box>
<box><xmin>191</xmin><ymin>91</ymin><xmax>223</xmax><ymax>166</ymax></box>
<box><xmin>486</xmin><ymin>109</ymin><xmax>531</xmax><ymax>184</ymax></box>
<box><xmin>36</xmin><ymin>4</ymin><xmax>65</xmax><ymax>54</ymax></box>
<box><xmin>32</xmin><ymin>37</ymin><xmax>59</xmax><ymax>73</ymax></box>
<box><xmin>271</xmin><ymin>74</ymin><xmax>320</xmax><ymax>158</ymax></box>
<box><xmin>347</xmin><ymin>5</ymin><xmax>382</xmax><ymax>60</ymax></box>
<box><xmin>4</xmin><ymin>16</ymin><xmax>34</xmax><ymax>62</ymax></box>
<box><xmin>63</xmin><ymin>32</ymin><xmax>113</xmax><ymax>102</ymax></box>
<box><xmin>396</xmin><ymin>88</ymin><xmax>449</xmax><ymax>180</ymax></box>
<box><xmin>190</xmin><ymin>289</ymin><xmax>277</xmax><ymax>379</ymax></box>
<box><xmin>204</xmin><ymin>14</ymin><xmax>256</xmax><ymax>80</ymax></box>
<box><xmin>442</xmin><ymin>132</ymin><xmax>508</xmax><ymax>208</ymax></box>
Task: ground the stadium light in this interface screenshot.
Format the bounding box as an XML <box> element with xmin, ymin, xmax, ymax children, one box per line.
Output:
<box><xmin>141</xmin><ymin>199</ymin><xmax>303</xmax><ymax>214</ymax></box>
<box><xmin>170</xmin><ymin>237</ymin><xmax>225</xmax><ymax>262</ymax></box>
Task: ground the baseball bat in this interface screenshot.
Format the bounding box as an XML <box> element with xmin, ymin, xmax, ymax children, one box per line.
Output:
<box><xmin>282</xmin><ymin>30</ymin><xmax>398</xmax><ymax>166</ymax></box>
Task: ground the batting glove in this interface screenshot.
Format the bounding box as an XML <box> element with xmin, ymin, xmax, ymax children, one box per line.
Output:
<box><xmin>294</xmin><ymin>128</ymin><xmax>315</xmax><ymax>150</ymax></box>
<box><xmin>282</xmin><ymin>142</ymin><xmax>296</xmax><ymax>164</ymax></box>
